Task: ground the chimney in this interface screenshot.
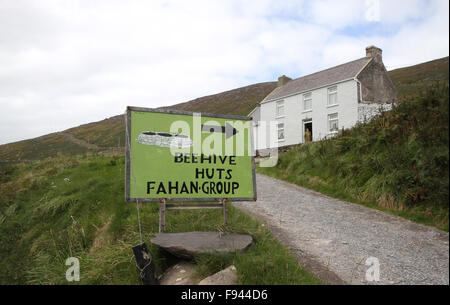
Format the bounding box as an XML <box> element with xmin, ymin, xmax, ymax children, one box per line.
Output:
<box><xmin>366</xmin><ymin>45</ymin><xmax>383</xmax><ymax>64</ymax></box>
<box><xmin>278</xmin><ymin>75</ymin><xmax>292</xmax><ymax>87</ymax></box>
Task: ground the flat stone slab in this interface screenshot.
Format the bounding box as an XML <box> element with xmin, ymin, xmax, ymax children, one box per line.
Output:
<box><xmin>199</xmin><ymin>265</ymin><xmax>238</xmax><ymax>285</ymax></box>
<box><xmin>151</xmin><ymin>232</ymin><xmax>253</xmax><ymax>259</ymax></box>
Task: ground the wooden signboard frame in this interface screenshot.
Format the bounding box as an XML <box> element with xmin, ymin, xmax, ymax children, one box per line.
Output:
<box><xmin>125</xmin><ymin>107</ymin><xmax>257</xmax><ymax>232</ymax></box>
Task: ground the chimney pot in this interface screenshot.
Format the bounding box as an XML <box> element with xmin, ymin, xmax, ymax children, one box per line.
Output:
<box><xmin>366</xmin><ymin>45</ymin><xmax>383</xmax><ymax>63</ymax></box>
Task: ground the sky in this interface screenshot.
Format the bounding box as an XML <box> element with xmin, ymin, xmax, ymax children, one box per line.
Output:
<box><xmin>0</xmin><ymin>0</ymin><xmax>449</xmax><ymax>145</ymax></box>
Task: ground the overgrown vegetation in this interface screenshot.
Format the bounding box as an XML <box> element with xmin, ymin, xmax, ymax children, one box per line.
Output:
<box><xmin>259</xmin><ymin>84</ymin><xmax>449</xmax><ymax>231</ymax></box>
<box><xmin>0</xmin><ymin>154</ymin><xmax>320</xmax><ymax>284</ymax></box>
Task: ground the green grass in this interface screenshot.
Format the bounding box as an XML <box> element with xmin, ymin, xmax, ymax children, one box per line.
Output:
<box><xmin>258</xmin><ymin>84</ymin><xmax>449</xmax><ymax>232</ymax></box>
<box><xmin>0</xmin><ymin>154</ymin><xmax>320</xmax><ymax>285</ymax></box>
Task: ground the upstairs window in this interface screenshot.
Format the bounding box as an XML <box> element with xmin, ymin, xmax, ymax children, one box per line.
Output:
<box><xmin>277</xmin><ymin>123</ymin><xmax>285</xmax><ymax>140</ymax></box>
<box><xmin>303</xmin><ymin>93</ymin><xmax>312</xmax><ymax>111</ymax></box>
<box><xmin>276</xmin><ymin>101</ymin><xmax>285</xmax><ymax>117</ymax></box>
<box><xmin>328</xmin><ymin>86</ymin><xmax>338</xmax><ymax>106</ymax></box>
<box><xmin>328</xmin><ymin>113</ymin><xmax>339</xmax><ymax>133</ymax></box>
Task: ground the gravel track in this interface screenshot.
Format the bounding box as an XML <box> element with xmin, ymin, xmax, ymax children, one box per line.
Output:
<box><xmin>236</xmin><ymin>174</ymin><xmax>449</xmax><ymax>285</ymax></box>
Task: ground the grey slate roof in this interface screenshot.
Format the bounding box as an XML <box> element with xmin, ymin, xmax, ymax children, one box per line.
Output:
<box><xmin>262</xmin><ymin>57</ymin><xmax>372</xmax><ymax>102</ymax></box>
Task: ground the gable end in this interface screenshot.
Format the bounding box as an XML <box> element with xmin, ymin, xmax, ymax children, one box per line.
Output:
<box><xmin>357</xmin><ymin>59</ymin><xmax>398</xmax><ymax>104</ymax></box>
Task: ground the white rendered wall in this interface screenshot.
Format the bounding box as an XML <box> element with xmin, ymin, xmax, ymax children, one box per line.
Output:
<box><xmin>257</xmin><ymin>79</ymin><xmax>359</xmax><ymax>149</ymax></box>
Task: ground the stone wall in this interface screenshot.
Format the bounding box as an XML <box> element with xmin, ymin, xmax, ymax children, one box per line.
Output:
<box><xmin>358</xmin><ymin>60</ymin><xmax>398</xmax><ymax>104</ymax></box>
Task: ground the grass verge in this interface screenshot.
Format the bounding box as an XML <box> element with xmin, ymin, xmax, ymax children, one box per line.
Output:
<box><xmin>258</xmin><ymin>85</ymin><xmax>448</xmax><ymax>232</ymax></box>
<box><xmin>0</xmin><ymin>154</ymin><xmax>321</xmax><ymax>285</ymax></box>
<box><xmin>257</xmin><ymin>164</ymin><xmax>448</xmax><ymax>231</ymax></box>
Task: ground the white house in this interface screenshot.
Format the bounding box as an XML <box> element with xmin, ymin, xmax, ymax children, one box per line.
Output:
<box><xmin>250</xmin><ymin>46</ymin><xmax>397</xmax><ymax>151</ymax></box>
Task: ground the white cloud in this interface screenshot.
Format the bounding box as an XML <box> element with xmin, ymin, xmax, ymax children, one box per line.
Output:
<box><xmin>308</xmin><ymin>0</ymin><xmax>366</xmax><ymax>29</ymax></box>
<box><xmin>0</xmin><ymin>0</ymin><xmax>448</xmax><ymax>145</ymax></box>
<box><xmin>379</xmin><ymin>0</ymin><xmax>430</xmax><ymax>25</ymax></box>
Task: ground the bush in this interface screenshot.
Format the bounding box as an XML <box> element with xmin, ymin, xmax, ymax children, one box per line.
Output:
<box><xmin>0</xmin><ymin>164</ymin><xmax>16</xmax><ymax>183</ymax></box>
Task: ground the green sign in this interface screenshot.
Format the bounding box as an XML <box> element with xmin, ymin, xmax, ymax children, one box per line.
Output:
<box><xmin>125</xmin><ymin>107</ymin><xmax>256</xmax><ymax>202</ymax></box>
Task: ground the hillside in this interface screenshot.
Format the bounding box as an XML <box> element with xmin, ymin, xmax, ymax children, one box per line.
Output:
<box><xmin>0</xmin><ymin>57</ymin><xmax>448</xmax><ymax>161</ymax></box>
<box><xmin>162</xmin><ymin>81</ymin><xmax>278</xmax><ymax>115</ymax></box>
<box><xmin>0</xmin><ymin>82</ymin><xmax>277</xmax><ymax>161</ymax></box>
<box><xmin>390</xmin><ymin>57</ymin><xmax>449</xmax><ymax>98</ymax></box>
<box><xmin>259</xmin><ymin>84</ymin><xmax>449</xmax><ymax>231</ymax></box>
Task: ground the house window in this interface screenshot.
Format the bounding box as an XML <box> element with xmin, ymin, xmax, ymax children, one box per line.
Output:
<box><xmin>328</xmin><ymin>113</ymin><xmax>339</xmax><ymax>133</ymax></box>
<box><xmin>277</xmin><ymin>123</ymin><xmax>285</xmax><ymax>140</ymax></box>
<box><xmin>276</xmin><ymin>101</ymin><xmax>285</xmax><ymax>117</ymax></box>
<box><xmin>328</xmin><ymin>86</ymin><xmax>338</xmax><ymax>106</ymax></box>
<box><xmin>303</xmin><ymin>93</ymin><xmax>312</xmax><ymax>111</ymax></box>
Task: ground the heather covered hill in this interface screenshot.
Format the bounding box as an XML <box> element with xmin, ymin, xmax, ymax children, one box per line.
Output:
<box><xmin>0</xmin><ymin>57</ymin><xmax>448</xmax><ymax>161</ymax></box>
<box><xmin>162</xmin><ymin>81</ymin><xmax>278</xmax><ymax>115</ymax></box>
<box><xmin>0</xmin><ymin>82</ymin><xmax>277</xmax><ymax>161</ymax></box>
<box><xmin>389</xmin><ymin>56</ymin><xmax>449</xmax><ymax>98</ymax></box>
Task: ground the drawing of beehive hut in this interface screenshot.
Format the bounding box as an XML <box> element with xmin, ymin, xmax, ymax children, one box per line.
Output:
<box><xmin>136</xmin><ymin>131</ymin><xmax>193</xmax><ymax>149</ymax></box>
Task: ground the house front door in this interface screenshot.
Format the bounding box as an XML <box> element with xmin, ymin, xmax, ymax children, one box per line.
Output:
<box><xmin>303</xmin><ymin>120</ymin><xmax>312</xmax><ymax>143</ymax></box>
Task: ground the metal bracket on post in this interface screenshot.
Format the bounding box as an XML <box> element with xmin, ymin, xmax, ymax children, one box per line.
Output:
<box><xmin>222</xmin><ymin>198</ymin><xmax>228</xmax><ymax>225</ymax></box>
<box><xmin>159</xmin><ymin>198</ymin><xmax>166</xmax><ymax>233</ymax></box>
